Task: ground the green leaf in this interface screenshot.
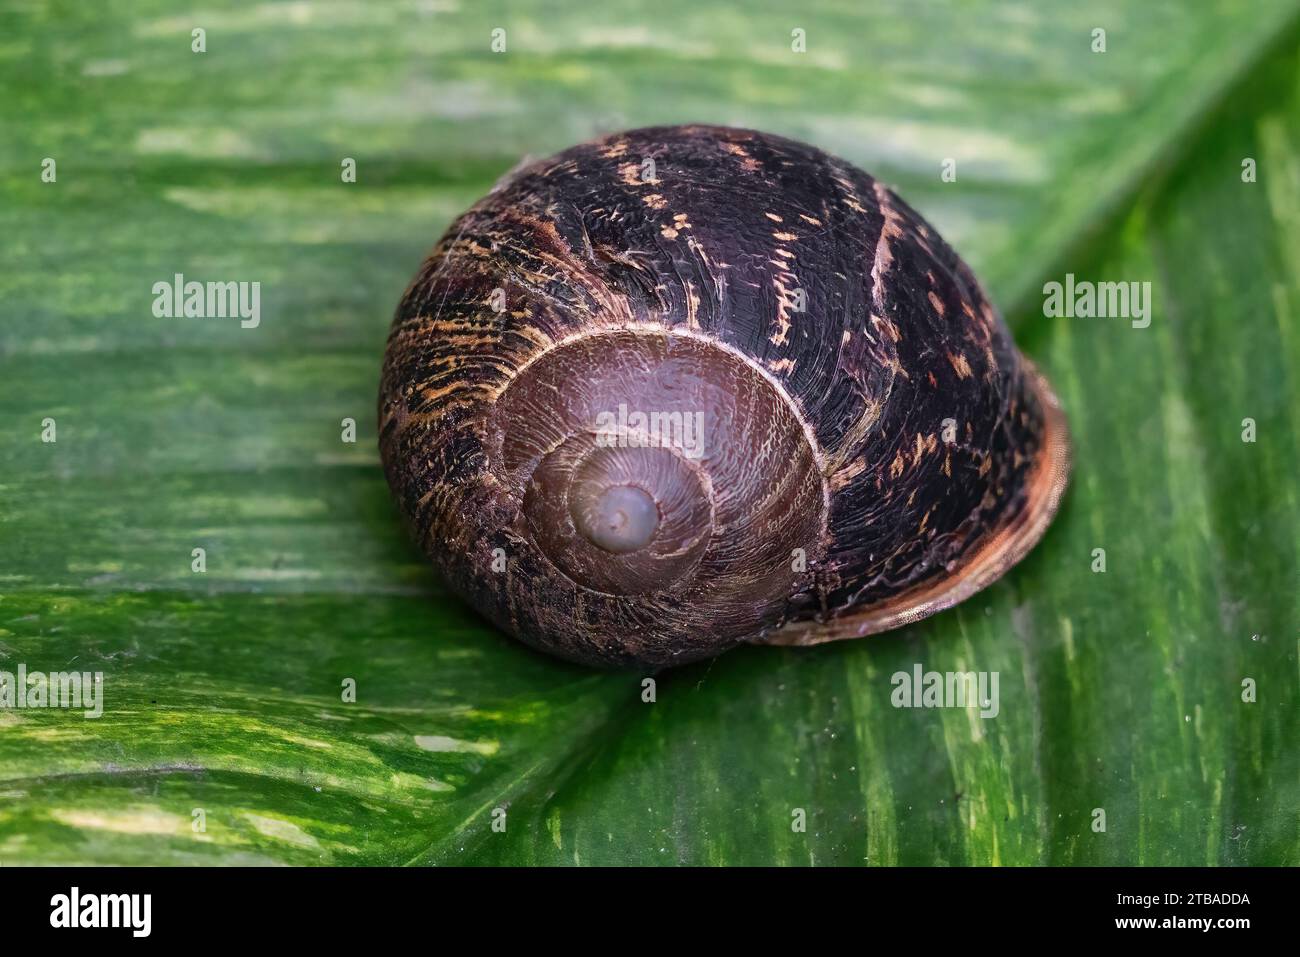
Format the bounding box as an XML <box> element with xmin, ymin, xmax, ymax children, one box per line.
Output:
<box><xmin>1</xmin><ymin>0</ymin><xmax>1296</xmax><ymax>865</ymax></box>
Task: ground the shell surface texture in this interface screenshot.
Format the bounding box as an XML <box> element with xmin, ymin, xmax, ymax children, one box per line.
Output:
<box><xmin>379</xmin><ymin>125</ymin><xmax>1071</xmax><ymax>669</ymax></box>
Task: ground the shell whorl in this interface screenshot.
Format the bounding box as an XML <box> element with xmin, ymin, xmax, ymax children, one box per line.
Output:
<box><xmin>493</xmin><ymin>327</ymin><xmax>826</xmax><ymax>612</ymax></box>
<box><xmin>379</xmin><ymin>124</ymin><xmax>1069</xmax><ymax>668</ymax></box>
<box><xmin>386</xmin><ymin>317</ymin><xmax>831</xmax><ymax>667</ymax></box>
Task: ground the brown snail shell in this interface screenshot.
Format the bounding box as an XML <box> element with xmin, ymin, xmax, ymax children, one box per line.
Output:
<box><xmin>379</xmin><ymin>125</ymin><xmax>1071</xmax><ymax>669</ymax></box>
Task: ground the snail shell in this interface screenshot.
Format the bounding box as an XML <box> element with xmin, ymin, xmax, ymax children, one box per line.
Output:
<box><xmin>379</xmin><ymin>125</ymin><xmax>1070</xmax><ymax>669</ymax></box>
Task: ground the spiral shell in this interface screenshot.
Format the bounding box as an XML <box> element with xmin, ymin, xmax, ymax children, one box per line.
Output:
<box><xmin>380</xmin><ymin>125</ymin><xmax>1070</xmax><ymax>668</ymax></box>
